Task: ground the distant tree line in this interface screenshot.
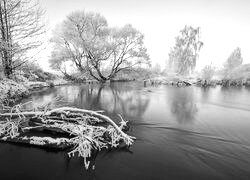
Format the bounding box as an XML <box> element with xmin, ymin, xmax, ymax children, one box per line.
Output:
<box><xmin>1</xmin><ymin>1</ymin><xmax>247</xmax><ymax>82</ymax></box>
<box><xmin>200</xmin><ymin>47</ymin><xmax>244</xmax><ymax>81</ymax></box>
<box><xmin>167</xmin><ymin>25</ymin><xmax>248</xmax><ymax>81</ymax></box>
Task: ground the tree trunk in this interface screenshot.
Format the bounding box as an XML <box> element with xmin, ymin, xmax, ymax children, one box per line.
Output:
<box><xmin>0</xmin><ymin>0</ymin><xmax>13</xmax><ymax>78</ymax></box>
<box><xmin>4</xmin><ymin>58</ymin><xmax>12</xmax><ymax>78</ymax></box>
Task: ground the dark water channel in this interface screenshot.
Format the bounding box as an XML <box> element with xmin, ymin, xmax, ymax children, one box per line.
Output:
<box><xmin>1</xmin><ymin>82</ymin><xmax>250</xmax><ymax>180</ymax></box>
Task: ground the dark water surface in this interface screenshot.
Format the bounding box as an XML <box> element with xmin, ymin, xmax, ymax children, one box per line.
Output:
<box><xmin>1</xmin><ymin>82</ymin><xmax>250</xmax><ymax>180</ymax></box>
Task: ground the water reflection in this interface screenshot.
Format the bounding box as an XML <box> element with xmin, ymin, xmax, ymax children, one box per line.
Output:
<box><xmin>200</xmin><ymin>86</ymin><xmax>212</xmax><ymax>100</ymax></box>
<box><xmin>24</xmin><ymin>83</ymin><xmax>150</xmax><ymax>122</ymax></box>
<box><xmin>74</xmin><ymin>83</ymin><xmax>150</xmax><ymax>121</ymax></box>
<box><xmin>169</xmin><ymin>88</ymin><xmax>198</xmax><ymax>124</ymax></box>
<box><xmin>11</xmin><ymin>83</ymin><xmax>250</xmax><ymax>180</ymax></box>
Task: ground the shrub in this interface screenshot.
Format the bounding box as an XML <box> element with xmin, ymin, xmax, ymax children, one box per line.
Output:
<box><xmin>201</xmin><ymin>65</ymin><xmax>215</xmax><ymax>81</ymax></box>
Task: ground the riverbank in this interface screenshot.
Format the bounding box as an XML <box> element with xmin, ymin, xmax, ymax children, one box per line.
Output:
<box><xmin>2</xmin><ymin>75</ymin><xmax>250</xmax><ymax>106</ymax></box>
<box><xmin>144</xmin><ymin>76</ymin><xmax>250</xmax><ymax>87</ymax></box>
<box><xmin>0</xmin><ymin>78</ymin><xmax>69</xmax><ymax>105</ymax></box>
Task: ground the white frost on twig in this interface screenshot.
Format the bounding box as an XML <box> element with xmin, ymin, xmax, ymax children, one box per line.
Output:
<box><xmin>29</xmin><ymin>136</ymin><xmax>70</xmax><ymax>146</ymax></box>
<box><xmin>0</xmin><ymin>119</ymin><xmax>20</xmax><ymax>138</ymax></box>
<box><xmin>0</xmin><ymin>106</ymin><xmax>136</xmax><ymax>170</ymax></box>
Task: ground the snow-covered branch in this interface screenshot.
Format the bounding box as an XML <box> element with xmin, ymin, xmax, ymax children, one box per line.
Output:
<box><xmin>0</xmin><ymin>105</ymin><xmax>135</xmax><ymax>169</ymax></box>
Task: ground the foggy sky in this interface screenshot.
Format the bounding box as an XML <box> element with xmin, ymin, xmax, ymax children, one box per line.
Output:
<box><xmin>38</xmin><ymin>0</ymin><xmax>250</xmax><ymax>71</ymax></box>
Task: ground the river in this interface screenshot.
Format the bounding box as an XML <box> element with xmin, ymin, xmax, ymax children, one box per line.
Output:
<box><xmin>1</xmin><ymin>82</ymin><xmax>250</xmax><ymax>180</ymax></box>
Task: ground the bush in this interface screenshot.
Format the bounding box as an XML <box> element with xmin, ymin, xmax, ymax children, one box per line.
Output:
<box><xmin>201</xmin><ymin>65</ymin><xmax>215</xmax><ymax>81</ymax></box>
<box><xmin>0</xmin><ymin>79</ymin><xmax>29</xmax><ymax>104</ymax></box>
<box><xmin>230</xmin><ymin>64</ymin><xmax>250</xmax><ymax>80</ymax></box>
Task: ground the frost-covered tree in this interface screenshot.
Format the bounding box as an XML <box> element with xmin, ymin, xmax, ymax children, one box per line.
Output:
<box><xmin>151</xmin><ymin>63</ymin><xmax>162</xmax><ymax>75</ymax></box>
<box><xmin>50</xmin><ymin>11</ymin><xmax>150</xmax><ymax>82</ymax></box>
<box><xmin>50</xmin><ymin>11</ymin><xmax>108</xmax><ymax>76</ymax></box>
<box><xmin>0</xmin><ymin>0</ymin><xmax>44</xmax><ymax>78</ymax></box>
<box><xmin>168</xmin><ymin>25</ymin><xmax>203</xmax><ymax>75</ymax></box>
<box><xmin>224</xmin><ymin>47</ymin><xmax>243</xmax><ymax>78</ymax></box>
<box><xmin>201</xmin><ymin>65</ymin><xmax>215</xmax><ymax>81</ymax></box>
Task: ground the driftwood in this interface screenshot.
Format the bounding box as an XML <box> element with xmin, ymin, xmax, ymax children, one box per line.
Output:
<box><xmin>0</xmin><ymin>107</ymin><xmax>130</xmax><ymax>139</ymax></box>
<box><xmin>1</xmin><ymin>135</ymin><xmax>71</xmax><ymax>149</ymax></box>
<box><xmin>0</xmin><ymin>105</ymin><xmax>135</xmax><ymax>169</ymax></box>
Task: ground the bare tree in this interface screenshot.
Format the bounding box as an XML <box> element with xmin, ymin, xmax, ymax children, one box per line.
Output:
<box><xmin>50</xmin><ymin>11</ymin><xmax>150</xmax><ymax>82</ymax></box>
<box><xmin>224</xmin><ymin>47</ymin><xmax>243</xmax><ymax>78</ymax></box>
<box><xmin>201</xmin><ymin>65</ymin><xmax>215</xmax><ymax>81</ymax></box>
<box><xmin>49</xmin><ymin>50</ymin><xmax>78</xmax><ymax>81</ymax></box>
<box><xmin>168</xmin><ymin>25</ymin><xmax>203</xmax><ymax>75</ymax></box>
<box><xmin>0</xmin><ymin>0</ymin><xmax>44</xmax><ymax>78</ymax></box>
<box><xmin>87</xmin><ymin>24</ymin><xmax>150</xmax><ymax>82</ymax></box>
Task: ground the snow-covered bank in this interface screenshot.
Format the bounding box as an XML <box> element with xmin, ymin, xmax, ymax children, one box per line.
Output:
<box><xmin>144</xmin><ymin>75</ymin><xmax>250</xmax><ymax>87</ymax></box>
<box><xmin>0</xmin><ymin>78</ymin><xmax>69</xmax><ymax>104</ymax></box>
<box><xmin>0</xmin><ymin>79</ymin><xmax>29</xmax><ymax>104</ymax></box>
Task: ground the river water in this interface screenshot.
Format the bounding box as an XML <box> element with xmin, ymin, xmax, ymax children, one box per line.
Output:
<box><xmin>1</xmin><ymin>82</ymin><xmax>250</xmax><ymax>180</ymax></box>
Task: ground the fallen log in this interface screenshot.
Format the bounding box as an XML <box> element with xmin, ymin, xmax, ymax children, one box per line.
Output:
<box><xmin>0</xmin><ymin>106</ymin><xmax>135</xmax><ymax>169</ymax></box>
<box><xmin>0</xmin><ymin>135</ymin><xmax>71</xmax><ymax>150</ymax></box>
<box><xmin>0</xmin><ymin>107</ymin><xmax>133</xmax><ymax>143</ymax></box>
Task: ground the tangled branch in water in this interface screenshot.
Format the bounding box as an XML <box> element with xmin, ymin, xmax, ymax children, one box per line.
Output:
<box><xmin>0</xmin><ymin>119</ymin><xmax>20</xmax><ymax>138</ymax></box>
<box><xmin>0</xmin><ymin>103</ymin><xmax>135</xmax><ymax>169</ymax></box>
